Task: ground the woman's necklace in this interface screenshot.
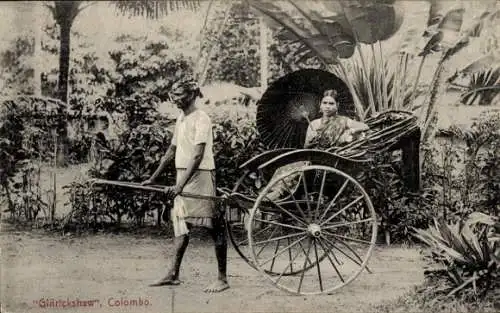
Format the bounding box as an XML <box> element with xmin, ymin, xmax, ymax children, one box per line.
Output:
<box><xmin>321</xmin><ymin>115</ymin><xmax>338</xmax><ymax>126</ymax></box>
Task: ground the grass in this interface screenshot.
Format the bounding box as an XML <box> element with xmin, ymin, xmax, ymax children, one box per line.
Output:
<box><xmin>372</xmin><ymin>285</ymin><xmax>499</xmax><ymax>313</ymax></box>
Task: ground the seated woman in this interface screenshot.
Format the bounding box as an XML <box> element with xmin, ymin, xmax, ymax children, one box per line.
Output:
<box><xmin>305</xmin><ymin>89</ymin><xmax>369</xmax><ymax>149</ymax></box>
<box><xmin>243</xmin><ymin>89</ymin><xmax>370</xmax><ymax>230</ymax></box>
<box><xmin>266</xmin><ymin>89</ymin><xmax>369</xmax><ymax>200</ymax></box>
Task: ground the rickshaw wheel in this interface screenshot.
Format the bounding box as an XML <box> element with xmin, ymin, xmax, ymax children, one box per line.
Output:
<box><xmin>225</xmin><ymin>170</ymin><xmax>255</xmax><ymax>264</ymax></box>
<box><xmin>248</xmin><ymin>165</ymin><xmax>377</xmax><ymax>295</ymax></box>
<box><xmin>226</xmin><ymin>170</ymin><xmax>325</xmax><ymax>276</ymax></box>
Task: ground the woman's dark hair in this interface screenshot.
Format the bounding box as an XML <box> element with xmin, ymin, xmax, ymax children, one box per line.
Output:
<box><xmin>322</xmin><ymin>89</ymin><xmax>338</xmax><ymax>99</ymax></box>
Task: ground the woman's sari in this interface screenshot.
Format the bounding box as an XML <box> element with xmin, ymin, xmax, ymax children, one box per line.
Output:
<box><xmin>308</xmin><ymin>116</ymin><xmax>353</xmax><ymax>149</ymax></box>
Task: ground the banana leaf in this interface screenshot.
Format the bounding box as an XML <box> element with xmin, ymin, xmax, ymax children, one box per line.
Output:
<box><xmin>247</xmin><ymin>0</ymin><xmax>405</xmax><ymax>64</ymax></box>
<box><xmin>340</xmin><ymin>0</ymin><xmax>404</xmax><ymax>43</ymax></box>
<box><xmin>419</xmin><ymin>1</ymin><xmax>465</xmax><ymax>57</ymax></box>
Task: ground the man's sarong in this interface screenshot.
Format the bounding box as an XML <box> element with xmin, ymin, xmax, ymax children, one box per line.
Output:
<box><xmin>171</xmin><ymin>169</ymin><xmax>216</xmax><ymax>237</ymax></box>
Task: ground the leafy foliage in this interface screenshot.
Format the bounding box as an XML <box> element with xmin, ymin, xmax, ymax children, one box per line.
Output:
<box><xmin>66</xmin><ymin>120</ymin><xmax>175</xmax><ymax>228</ymax></box>
<box><xmin>213</xmin><ymin>118</ymin><xmax>263</xmax><ymax>190</ymax></box>
<box><xmin>360</xmin><ymin>152</ymin><xmax>435</xmax><ymax>244</ymax></box>
<box><xmin>431</xmin><ymin>111</ymin><xmax>500</xmax><ymax>219</ymax></box>
<box><xmin>0</xmin><ymin>102</ymin><xmax>26</xmax><ymax>207</ymax></box>
<box><xmin>0</xmin><ymin>96</ymin><xmax>67</xmax><ymax>162</ymax></box>
<box><xmin>0</xmin><ymin>34</ymin><xmax>35</xmax><ymax>96</ymax></box>
<box><xmin>248</xmin><ymin>0</ymin><xmax>404</xmax><ymax>65</ymax></box>
<box><xmin>202</xmin><ymin>2</ymin><xmax>260</xmax><ymax>87</ymax></box>
<box><xmin>65</xmin><ymin>115</ymin><xmax>266</xmax><ymax>229</ymax></box>
<box><xmin>461</xmin><ymin>67</ymin><xmax>500</xmax><ymax>106</ymax></box>
<box><xmin>106</xmin><ymin>39</ymin><xmax>194</xmax><ymax>101</ymax></box>
<box><xmin>419</xmin><ymin>2</ymin><xmax>500</xmax><ymax>145</ymax></box>
<box><xmin>341</xmin><ymin>55</ymin><xmax>416</xmax><ymax>114</ymax></box>
<box><xmin>413</xmin><ymin>212</ymin><xmax>500</xmax><ymax>300</ymax></box>
<box><xmin>113</xmin><ymin>0</ymin><xmax>201</xmax><ymax>19</ymax></box>
<box><xmin>93</xmin><ymin>36</ymin><xmax>194</xmax><ymax>129</ymax></box>
<box><xmin>0</xmin><ymin>97</ymin><xmax>63</xmax><ymax>222</ymax></box>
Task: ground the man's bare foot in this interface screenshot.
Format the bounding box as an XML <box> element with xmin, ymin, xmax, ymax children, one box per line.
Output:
<box><xmin>149</xmin><ymin>274</ymin><xmax>181</xmax><ymax>287</ymax></box>
<box><xmin>203</xmin><ymin>279</ymin><xmax>230</xmax><ymax>293</ymax></box>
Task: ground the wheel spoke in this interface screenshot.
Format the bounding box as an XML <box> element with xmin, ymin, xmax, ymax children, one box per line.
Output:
<box><xmin>256</xmin><ymin>225</ymin><xmax>280</xmax><ymax>258</ymax></box>
<box><xmin>253</xmin><ymin>217</ymin><xmax>306</xmax><ymax>232</ymax></box>
<box><xmin>277</xmin><ymin>200</ymin><xmax>319</xmax><ymax>206</ymax></box>
<box><xmin>259</xmin><ymin>235</ymin><xmax>308</xmax><ymax>266</ymax></box>
<box><xmin>301</xmin><ymin>173</ymin><xmax>313</xmax><ymax>221</ymax></box>
<box><xmin>238</xmin><ymin>223</ymin><xmax>273</xmax><ymax>246</ymax></box>
<box><xmin>325</xmin><ymin>231</ymin><xmax>373</xmax><ymax>245</ymax></box>
<box><xmin>321</xmin><ymin>234</ymin><xmax>366</xmax><ymax>269</ymax></box>
<box><xmin>263</xmin><ymin>196</ymin><xmax>308</xmax><ymax>227</ymax></box>
<box><xmin>269</xmin><ymin>239</ymin><xmax>281</xmax><ymax>272</ymax></box>
<box><xmin>253</xmin><ymin>231</ymin><xmax>307</xmax><ymax>246</ymax></box>
<box><xmin>273</xmin><ymin>239</ymin><xmax>307</xmax><ymax>284</ymax></box>
<box><xmin>297</xmin><ymin>237</ymin><xmax>312</xmax><ymax>294</ymax></box>
<box><xmin>319</xmin><ymin>179</ymin><xmax>349</xmax><ymax>222</ymax></box>
<box><xmin>315</xmin><ymin>170</ymin><xmax>327</xmax><ymax>222</ymax></box>
<box><xmin>317</xmin><ymin>237</ymin><xmax>345</xmax><ymax>283</ymax></box>
<box><xmin>325</xmin><ymin>231</ymin><xmax>372</xmax><ymax>274</ymax></box>
<box><xmin>298</xmin><ymin>240</ymin><xmax>315</xmax><ymax>267</ymax></box>
<box><xmin>249</xmin><ymin>165</ymin><xmax>376</xmax><ymax>295</ymax></box>
<box><xmin>320</xmin><ymin>195</ymin><xmax>365</xmax><ymax>226</ymax></box>
<box><xmin>279</xmin><ymin>178</ymin><xmax>310</xmax><ymax>223</ymax></box>
<box><xmin>322</xmin><ymin>217</ymin><xmax>374</xmax><ymax>230</ymax></box>
<box><xmin>313</xmin><ymin>239</ymin><xmax>324</xmax><ymax>292</ymax></box>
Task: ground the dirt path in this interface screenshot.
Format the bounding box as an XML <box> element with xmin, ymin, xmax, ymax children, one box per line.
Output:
<box><xmin>1</xmin><ymin>229</ymin><xmax>425</xmax><ymax>313</ymax></box>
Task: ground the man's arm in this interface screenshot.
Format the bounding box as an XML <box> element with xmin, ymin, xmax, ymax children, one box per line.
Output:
<box><xmin>174</xmin><ymin>143</ymin><xmax>205</xmax><ymax>194</ymax></box>
<box><xmin>148</xmin><ymin>144</ymin><xmax>176</xmax><ymax>182</ymax></box>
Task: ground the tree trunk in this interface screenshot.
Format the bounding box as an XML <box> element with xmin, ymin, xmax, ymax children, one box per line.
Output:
<box><xmin>58</xmin><ymin>20</ymin><xmax>71</xmax><ymax>103</ymax></box>
<box><xmin>56</xmin><ymin>19</ymin><xmax>72</xmax><ymax>166</ymax></box>
<box><xmin>259</xmin><ymin>16</ymin><xmax>269</xmax><ymax>91</ymax></box>
<box><xmin>33</xmin><ymin>3</ymin><xmax>43</xmax><ymax>96</ymax></box>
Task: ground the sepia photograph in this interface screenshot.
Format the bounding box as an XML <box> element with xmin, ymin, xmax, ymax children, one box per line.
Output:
<box><xmin>1</xmin><ymin>1</ymin><xmax>499</xmax><ymax>312</ymax></box>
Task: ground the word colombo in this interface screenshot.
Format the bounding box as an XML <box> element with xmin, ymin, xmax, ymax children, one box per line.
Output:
<box><xmin>33</xmin><ymin>297</ymin><xmax>152</xmax><ymax>308</ymax></box>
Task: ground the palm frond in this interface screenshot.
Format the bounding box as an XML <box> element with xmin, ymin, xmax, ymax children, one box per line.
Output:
<box><xmin>113</xmin><ymin>0</ymin><xmax>201</xmax><ymax>19</ymax></box>
<box><xmin>461</xmin><ymin>67</ymin><xmax>500</xmax><ymax>106</ymax></box>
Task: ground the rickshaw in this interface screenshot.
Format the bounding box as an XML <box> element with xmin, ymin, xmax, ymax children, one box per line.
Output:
<box><xmin>92</xmin><ymin>69</ymin><xmax>421</xmax><ymax>295</ymax></box>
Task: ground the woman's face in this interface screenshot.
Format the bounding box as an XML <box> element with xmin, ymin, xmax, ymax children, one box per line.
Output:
<box><xmin>320</xmin><ymin>95</ymin><xmax>338</xmax><ymax>117</ymax></box>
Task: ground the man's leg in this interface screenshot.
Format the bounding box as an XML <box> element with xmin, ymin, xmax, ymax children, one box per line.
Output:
<box><xmin>204</xmin><ymin>212</ymin><xmax>230</xmax><ymax>293</ymax></box>
<box><xmin>150</xmin><ymin>228</ymin><xmax>191</xmax><ymax>286</ymax></box>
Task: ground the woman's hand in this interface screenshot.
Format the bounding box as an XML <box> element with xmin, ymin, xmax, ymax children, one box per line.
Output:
<box><xmin>351</xmin><ymin>128</ymin><xmax>367</xmax><ymax>141</ymax></box>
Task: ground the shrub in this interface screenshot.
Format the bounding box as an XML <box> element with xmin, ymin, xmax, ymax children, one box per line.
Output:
<box><xmin>362</xmin><ymin>152</ymin><xmax>436</xmax><ymax>244</ymax></box>
<box><xmin>413</xmin><ymin>212</ymin><xmax>500</xmax><ymax>301</ymax></box>
<box><xmin>423</xmin><ymin>111</ymin><xmax>500</xmax><ymax>223</ymax></box>
<box><xmin>65</xmin><ymin>120</ymin><xmax>175</xmax><ymax>228</ymax></box>
<box><xmin>213</xmin><ymin>118</ymin><xmax>263</xmax><ymax>190</ymax></box>
<box><xmin>65</xmin><ymin>115</ymin><xmax>265</xmax><ymax>229</ymax></box>
<box><xmin>1</xmin><ymin>103</ymin><xmax>27</xmax><ymax>214</ymax></box>
<box><xmin>1</xmin><ymin>97</ymin><xmax>61</xmax><ymax>223</ymax></box>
